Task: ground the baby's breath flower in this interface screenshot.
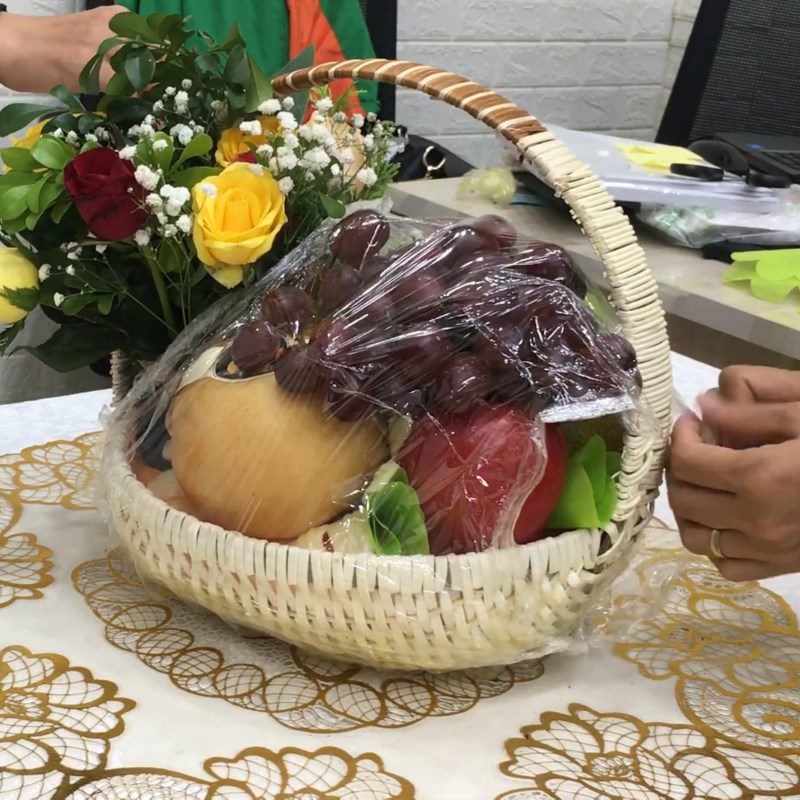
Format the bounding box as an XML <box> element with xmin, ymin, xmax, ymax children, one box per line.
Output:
<box><xmin>95</xmin><ymin>244</ymin><xmax>108</xmax><ymax>254</ymax></box>
<box><xmin>239</xmin><ymin>120</ymin><xmax>263</xmax><ymax>136</ymax></box>
<box><xmin>356</xmin><ymin>166</ymin><xmax>378</xmax><ymax>188</ymax></box>
<box><xmin>363</xmin><ymin>134</ymin><xmax>375</xmax><ymax>151</ymax></box>
<box><xmin>134</xmin><ymin>165</ymin><xmax>161</xmax><ymax>191</ymax></box>
<box><xmin>156</xmin><ymin>212</ymin><xmax>168</xmax><ymax>225</ymax></box>
<box><xmin>277</xmin><ymin>111</ymin><xmax>298</xmax><ymax>131</ymax></box>
<box><xmin>282</xmin><ymin>96</ymin><xmax>295</xmax><ymax>110</ymax></box>
<box><xmin>53</xmin><ymin>292</ymin><xmax>65</xmax><ymax>308</ymax></box>
<box><xmin>143</xmin><ymin>114</ymin><xmax>156</xmax><ymax>126</ymax></box>
<box><xmin>256</xmin><ymin>144</ymin><xmax>274</xmax><ymax>158</ymax></box>
<box><xmin>169</xmin><ymin>124</ymin><xmax>194</xmax><ymax>145</ymax></box>
<box><xmin>67</xmin><ymin>250</ymin><xmax>81</xmax><ymax>261</ymax></box>
<box><xmin>247</xmin><ymin>163</ymin><xmax>265</xmax><ymax>176</ymax></box>
<box><xmin>315</xmin><ymin>96</ymin><xmax>333</xmax><ymax>113</ymax></box>
<box><xmin>330</xmin><ymin>163</ymin><xmax>341</xmax><ymax>177</ymax></box>
<box><xmin>163</xmin><ymin>223</ymin><xmax>178</xmax><ymax>238</ymax></box>
<box><xmin>367</xmin><ymin>112</ymin><xmax>377</xmax><ymax>123</ymax></box>
<box><xmin>298</xmin><ymin>125</ymin><xmax>314</xmax><ymax>142</ymax></box>
<box><xmin>84</xmin><ymin>133</ymin><xmax>98</xmax><ymax>143</ymax></box>
<box><xmin>284</xmin><ymin>133</ymin><xmax>299</xmax><ymax>149</ymax></box>
<box><xmin>153</xmin><ymin>139</ymin><xmax>169</xmax><ymax>151</ymax></box>
<box><xmin>176</xmin><ymin>214</ymin><xmax>192</xmax><ymax>234</ymax></box>
<box><xmin>174</xmin><ymin>91</ymin><xmax>190</xmax><ymax>113</ymax></box>
<box><xmin>258</xmin><ymin>98</ymin><xmax>281</xmax><ymax>115</ymax></box>
<box><xmin>333</xmin><ymin>111</ymin><xmax>347</xmax><ymax>123</ymax></box>
<box><xmin>145</xmin><ymin>193</ymin><xmax>163</xmax><ymax>209</ymax></box>
<box><xmin>199</xmin><ymin>182</ymin><xmax>217</xmax><ymax>197</ymax></box>
<box><xmin>181</xmin><ymin>78</ymin><xmax>193</xmax><ymax>90</ymax></box>
<box><xmin>66</xmin><ymin>265</ymin><xmax>76</xmax><ymax>276</ymax></box>
<box><xmin>277</xmin><ymin>151</ymin><xmax>299</xmax><ymax>170</ymax></box>
<box><xmin>139</xmin><ymin>123</ymin><xmax>156</xmax><ymax>139</ymax></box>
<box><xmin>210</xmin><ymin>99</ymin><xmax>224</xmax><ymax>112</ymax></box>
<box><xmin>351</xmin><ymin>113</ymin><xmax>365</xmax><ymax>129</ymax></box>
<box><xmin>134</xmin><ymin>229</ymin><xmax>151</xmax><ymax>247</ymax></box>
<box><xmin>38</xmin><ymin>264</ymin><xmax>51</xmax><ymax>281</ymax></box>
<box><xmin>165</xmin><ymin>86</ymin><xmax>176</xmax><ymax>96</ymax></box>
<box><xmin>53</xmin><ymin>129</ymin><xmax>65</xmax><ymax>139</ymax></box>
<box><xmin>278</xmin><ymin>176</ymin><xmax>294</xmax><ymax>195</ymax></box>
<box><xmin>153</xmin><ymin>100</ymin><xmax>165</xmax><ymax>113</ymax></box>
<box><xmin>65</xmin><ymin>131</ymin><xmax>79</xmax><ymax>146</ymax></box>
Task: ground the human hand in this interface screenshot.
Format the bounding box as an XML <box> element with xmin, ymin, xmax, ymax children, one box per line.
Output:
<box><xmin>668</xmin><ymin>411</ymin><xmax>800</xmax><ymax>582</ymax></box>
<box><xmin>0</xmin><ymin>6</ymin><xmax>126</xmax><ymax>95</ymax></box>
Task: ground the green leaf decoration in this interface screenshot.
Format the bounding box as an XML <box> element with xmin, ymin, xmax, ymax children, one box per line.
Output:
<box><xmin>320</xmin><ymin>194</ymin><xmax>346</xmax><ymax>219</ymax></box>
<box><xmin>151</xmin><ymin>133</ymin><xmax>175</xmax><ymax>174</ymax></box>
<box><xmin>158</xmin><ymin>239</ymin><xmax>184</xmax><ymax>273</ymax></box>
<box><xmin>102</xmin><ymin>97</ymin><xmax>153</xmax><ymax>130</ymax></box>
<box><xmin>108</xmin><ymin>12</ymin><xmax>160</xmax><ymax>43</ymax></box>
<box><xmin>175</xmin><ymin>133</ymin><xmax>213</xmax><ymax>167</ymax></box>
<box><xmin>124</xmin><ymin>46</ymin><xmax>157</xmax><ymax>91</ymax></box>
<box><xmin>49</xmin><ymin>85</ymin><xmax>83</xmax><ymax>112</ymax></box>
<box><xmin>97</xmin><ymin>294</ymin><xmax>116</xmax><ymax>315</ymax></box>
<box><xmin>366</xmin><ymin>473</ymin><xmax>430</xmax><ymax>557</ymax></box>
<box><xmin>104</xmin><ymin>71</ymin><xmax>134</xmax><ymax>98</ymax></box>
<box><xmin>0</xmin><ymin>104</ymin><xmax>61</xmax><ymax>138</ymax></box>
<box><xmin>59</xmin><ymin>293</ymin><xmax>101</xmax><ymax>316</ymax></box>
<box><xmin>30</xmin><ymin>137</ymin><xmax>73</xmax><ymax>171</ymax></box>
<box><xmin>79</xmin><ymin>55</ymin><xmax>105</xmax><ymax>97</ymax></box>
<box><xmin>274</xmin><ymin>45</ymin><xmax>316</xmax><ymax>79</ymax></box>
<box><xmin>0</xmin><ymin>185</ymin><xmax>34</xmax><ymax>221</ymax></box>
<box><xmin>172</xmin><ymin>165</ymin><xmax>220</xmax><ymax>188</ymax></box>
<box><xmin>245</xmin><ymin>55</ymin><xmax>273</xmax><ymax>113</ymax></box>
<box><xmin>547</xmin><ymin>435</ymin><xmax>620</xmax><ymax>530</ymax></box>
<box><xmin>273</xmin><ymin>46</ymin><xmax>315</xmax><ymax>122</ymax></box>
<box><xmin>219</xmin><ymin>22</ymin><xmax>245</xmax><ymax>52</ymax></box>
<box><xmin>224</xmin><ymin>45</ymin><xmax>249</xmax><ymax>86</ymax></box>
<box><xmin>195</xmin><ymin>52</ymin><xmax>221</xmax><ymax>75</ymax></box>
<box><xmin>1</xmin><ymin>285</ymin><xmax>39</xmax><ymax>312</ymax></box>
<box><xmin>15</xmin><ymin>323</ymin><xmax>126</xmax><ymax>372</ymax></box>
<box><xmin>1</xmin><ymin>147</ymin><xmax>39</xmax><ymax>173</ymax></box>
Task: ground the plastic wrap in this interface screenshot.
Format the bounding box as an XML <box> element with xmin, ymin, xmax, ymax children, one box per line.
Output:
<box><xmin>100</xmin><ymin>210</ymin><xmax>672</xmax><ymax>669</ymax></box>
<box><xmin>111</xmin><ymin>211</ymin><xmax>639</xmax><ymax>550</ymax></box>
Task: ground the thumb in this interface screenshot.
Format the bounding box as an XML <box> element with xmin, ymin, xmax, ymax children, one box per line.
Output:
<box><xmin>698</xmin><ymin>392</ymin><xmax>800</xmax><ymax>449</ymax></box>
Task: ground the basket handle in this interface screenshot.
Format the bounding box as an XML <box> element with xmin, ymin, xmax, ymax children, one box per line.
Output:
<box><xmin>273</xmin><ymin>60</ymin><xmax>673</xmax><ymax>476</ymax></box>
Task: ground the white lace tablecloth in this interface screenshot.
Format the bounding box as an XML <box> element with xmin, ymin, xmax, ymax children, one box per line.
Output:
<box><xmin>3</xmin><ymin>353</ymin><xmax>800</xmax><ymax>800</ymax></box>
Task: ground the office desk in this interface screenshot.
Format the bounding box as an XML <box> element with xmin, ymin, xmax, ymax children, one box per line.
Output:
<box><xmin>390</xmin><ymin>179</ymin><xmax>800</xmax><ymax>369</ymax></box>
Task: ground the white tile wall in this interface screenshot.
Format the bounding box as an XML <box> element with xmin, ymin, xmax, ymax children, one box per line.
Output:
<box><xmin>397</xmin><ymin>0</ymin><xmax>702</xmax><ymax>166</ymax></box>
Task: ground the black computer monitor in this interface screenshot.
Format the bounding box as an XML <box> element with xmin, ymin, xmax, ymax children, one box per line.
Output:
<box><xmin>658</xmin><ymin>0</ymin><xmax>800</xmax><ymax>146</ymax></box>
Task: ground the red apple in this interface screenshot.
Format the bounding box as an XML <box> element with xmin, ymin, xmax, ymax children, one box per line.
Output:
<box><xmin>513</xmin><ymin>425</ymin><xmax>568</xmax><ymax>543</ymax></box>
<box><xmin>398</xmin><ymin>405</ymin><xmax>565</xmax><ymax>555</ymax></box>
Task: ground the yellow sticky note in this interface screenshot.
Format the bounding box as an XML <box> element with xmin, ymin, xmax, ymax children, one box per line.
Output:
<box><xmin>615</xmin><ymin>143</ymin><xmax>701</xmax><ymax>171</ymax></box>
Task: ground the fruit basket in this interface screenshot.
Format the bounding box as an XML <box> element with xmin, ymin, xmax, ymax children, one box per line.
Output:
<box><xmin>99</xmin><ymin>59</ymin><xmax>672</xmax><ymax>672</ymax></box>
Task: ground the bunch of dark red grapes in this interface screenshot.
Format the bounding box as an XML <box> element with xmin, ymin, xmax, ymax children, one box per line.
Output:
<box><xmin>226</xmin><ymin>210</ymin><xmax>639</xmax><ymax>422</ymax></box>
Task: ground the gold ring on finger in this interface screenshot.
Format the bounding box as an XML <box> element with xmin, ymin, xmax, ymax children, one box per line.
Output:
<box><xmin>709</xmin><ymin>528</ymin><xmax>725</xmax><ymax>560</ymax></box>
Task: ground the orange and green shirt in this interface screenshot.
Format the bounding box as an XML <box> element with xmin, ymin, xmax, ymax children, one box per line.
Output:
<box><xmin>120</xmin><ymin>0</ymin><xmax>379</xmax><ymax>115</ymax></box>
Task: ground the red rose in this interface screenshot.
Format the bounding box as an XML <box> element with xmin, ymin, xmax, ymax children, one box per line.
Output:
<box><xmin>64</xmin><ymin>148</ymin><xmax>148</xmax><ymax>241</ymax></box>
<box><xmin>232</xmin><ymin>151</ymin><xmax>257</xmax><ymax>164</ymax></box>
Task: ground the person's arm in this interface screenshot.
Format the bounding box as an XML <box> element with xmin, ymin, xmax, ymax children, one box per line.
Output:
<box><xmin>0</xmin><ymin>5</ymin><xmax>125</xmax><ymax>95</ymax></box>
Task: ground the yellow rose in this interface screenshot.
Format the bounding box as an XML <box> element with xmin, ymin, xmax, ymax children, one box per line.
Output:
<box><xmin>192</xmin><ymin>162</ymin><xmax>288</xmax><ymax>287</ymax></box>
<box><xmin>11</xmin><ymin>120</ymin><xmax>47</xmax><ymax>151</ymax></box>
<box><xmin>0</xmin><ymin>248</ymin><xmax>39</xmax><ymax>324</ymax></box>
<box><xmin>215</xmin><ymin>116</ymin><xmax>281</xmax><ymax>167</ymax></box>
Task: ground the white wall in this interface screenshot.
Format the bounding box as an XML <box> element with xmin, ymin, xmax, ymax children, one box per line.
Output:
<box><xmin>397</xmin><ymin>0</ymin><xmax>701</xmax><ymax>167</ymax></box>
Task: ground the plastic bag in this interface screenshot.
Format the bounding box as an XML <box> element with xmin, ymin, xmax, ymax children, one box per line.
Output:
<box><xmin>638</xmin><ymin>188</ymin><xmax>800</xmax><ymax>248</ymax></box>
<box><xmin>109</xmin><ymin>211</ymin><xmax>647</xmax><ymax>560</ymax></box>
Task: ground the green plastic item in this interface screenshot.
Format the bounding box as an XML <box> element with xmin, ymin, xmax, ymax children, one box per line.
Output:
<box><xmin>547</xmin><ymin>435</ymin><xmax>620</xmax><ymax>530</ymax></box>
<box><xmin>724</xmin><ymin>249</ymin><xmax>800</xmax><ymax>306</ymax></box>
<box><xmin>365</xmin><ymin>466</ymin><xmax>430</xmax><ymax>556</ymax></box>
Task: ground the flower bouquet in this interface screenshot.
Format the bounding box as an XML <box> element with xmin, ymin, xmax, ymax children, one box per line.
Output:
<box><xmin>0</xmin><ymin>11</ymin><xmax>397</xmax><ymax>372</ymax></box>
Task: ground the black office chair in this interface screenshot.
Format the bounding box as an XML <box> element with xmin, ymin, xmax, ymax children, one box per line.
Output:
<box><xmin>358</xmin><ymin>0</ymin><xmax>398</xmax><ymax>121</ymax></box>
<box><xmin>658</xmin><ymin>0</ymin><xmax>800</xmax><ymax>146</ymax></box>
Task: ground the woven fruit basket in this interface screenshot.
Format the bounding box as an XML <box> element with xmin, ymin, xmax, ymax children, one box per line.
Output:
<box><xmin>99</xmin><ymin>59</ymin><xmax>672</xmax><ymax>672</ymax></box>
